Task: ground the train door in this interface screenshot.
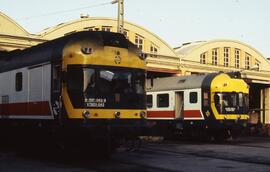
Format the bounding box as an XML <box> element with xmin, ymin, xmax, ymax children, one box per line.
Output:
<box><xmin>51</xmin><ymin>63</ymin><xmax>62</xmax><ymax>117</ymax></box>
<box><xmin>28</xmin><ymin>65</ymin><xmax>51</xmax><ymax>118</ymax></box>
<box><xmin>29</xmin><ymin>66</ymin><xmax>43</xmax><ymax>116</ymax></box>
<box><xmin>175</xmin><ymin>91</ymin><xmax>184</xmax><ymax>119</ymax></box>
<box><xmin>183</xmin><ymin>89</ymin><xmax>203</xmax><ymax>120</ymax></box>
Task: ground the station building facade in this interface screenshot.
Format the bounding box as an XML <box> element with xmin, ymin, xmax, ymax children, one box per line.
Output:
<box><xmin>0</xmin><ymin>11</ymin><xmax>45</xmax><ymax>50</ymax></box>
<box><xmin>1</xmin><ymin>12</ymin><xmax>270</xmax><ymax>128</ymax></box>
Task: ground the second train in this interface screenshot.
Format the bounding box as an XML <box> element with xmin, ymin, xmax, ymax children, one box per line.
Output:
<box><xmin>146</xmin><ymin>72</ymin><xmax>249</xmax><ymax>140</ymax></box>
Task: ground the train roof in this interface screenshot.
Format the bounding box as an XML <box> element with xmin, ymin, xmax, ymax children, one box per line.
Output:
<box><xmin>0</xmin><ymin>31</ymin><xmax>139</xmax><ymax>73</ymax></box>
<box><xmin>146</xmin><ymin>73</ymin><xmax>217</xmax><ymax>92</ymax></box>
<box><xmin>1</xmin><ymin>31</ymin><xmax>136</xmax><ymax>58</ymax></box>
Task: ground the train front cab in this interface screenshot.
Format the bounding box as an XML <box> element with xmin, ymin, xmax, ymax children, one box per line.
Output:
<box><xmin>56</xmin><ymin>32</ymin><xmax>147</xmax><ymax>139</ymax></box>
<box><xmin>201</xmin><ymin>73</ymin><xmax>249</xmax><ymax>138</ymax></box>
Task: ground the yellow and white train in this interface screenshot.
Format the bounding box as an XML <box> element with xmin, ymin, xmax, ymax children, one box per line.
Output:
<box><xmin>146</xmin><ymin>72</ymin><xmax>249</xmax><ymax>139</ymax></box>
<box><xmin>0</xmin><ymin>31</ymin><xmax>147</xmax><ymax>152</ymax></box>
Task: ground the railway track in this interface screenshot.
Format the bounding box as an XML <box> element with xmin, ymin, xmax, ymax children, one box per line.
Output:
<box><xmin>1</xmin><ymin>136</ymin><xmax>270</xmax><ymax>171</ymax></box>
<box><xmin>139</xmin><ymin>137</ymin><xmax>270</xmax><ymax>166</ymax></box>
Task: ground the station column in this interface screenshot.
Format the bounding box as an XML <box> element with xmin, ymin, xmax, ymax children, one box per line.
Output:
<box><xmin>263</xmin><ymin>87</ymin><xmax>270</xmax><ymax>135</ymax></box>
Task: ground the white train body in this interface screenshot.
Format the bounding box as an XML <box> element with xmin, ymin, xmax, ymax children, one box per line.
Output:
<box><xmin>0</xmin><ymin>64</ymin><xmax>53</xmax><ymax>119</ymax></box>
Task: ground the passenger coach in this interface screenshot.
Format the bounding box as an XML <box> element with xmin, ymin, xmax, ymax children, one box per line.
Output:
<box><xmin>146</xmin><ymin>72</ymin><xmax>249</xmax><ymax>140</ymax></box>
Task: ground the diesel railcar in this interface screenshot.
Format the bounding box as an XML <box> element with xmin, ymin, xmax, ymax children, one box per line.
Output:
<box><xmin>146</xmin><ymin>72</ymin><xmax>249</xmax><ymax>140</ymax></box>
<box><xmin>0</xmin><ymin>31</ymin><xmax>147</xmax><ymax>152</ymax></box>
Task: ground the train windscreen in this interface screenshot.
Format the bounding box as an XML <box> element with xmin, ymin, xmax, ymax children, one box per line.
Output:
<box><xmin>67</xmin><ymin>65</ymin><xmax>146</xmax><ymax>109</ymax></box>
<box><xmin>214</xmin><ymin>92</ymin><xmax>249</xmax><ymax>114</ymax></box>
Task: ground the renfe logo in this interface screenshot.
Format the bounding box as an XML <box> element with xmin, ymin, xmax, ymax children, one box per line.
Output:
<box><xmin>225</xmin><ymin>107</ymin><xmax>236</xmax><ymax>112</ymax></box>
<box><xmin>114</xmin><ymin>51</ymin><xmax>121</xmax><ymax>64</ymax></box>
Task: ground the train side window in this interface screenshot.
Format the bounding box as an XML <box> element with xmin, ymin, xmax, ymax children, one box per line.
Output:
<box><xmin>203</xmin><ymin>92</ymin><xmax>209</xmax><ymax>106</ymax></box>
<box><xmin>146</xmin><ymin>95</ymin><xmax>153</xmax><ymax>108</ymax></box>
<box><xmin>157</xmin><ymin>93</ymin><xmax>169</xmax><ymax>107</ymax></box>
<box><xmin>15</xmin><ymin>72</ymin><xmax>23</xmax><ymax>92</ymax></box>
<box><xmin>189</xmin><ymin>92</ymin><xmax>198</xmax><ymax>104</ymax></box>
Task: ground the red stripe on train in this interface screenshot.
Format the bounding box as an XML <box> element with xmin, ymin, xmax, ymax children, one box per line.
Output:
<box><xmin>0</xmin><ymin>101</ymin><xmax>51</xmax><ymax>116</ymax></box>
<box><xmin>184</xmin><ymin>110</ymin><xmax>202</xmax><ymax>118</ymax></box>
<box><xmin>147</xmin><ymin>110</ymin><xmax>175</xmax><ymax>118</ymax></box>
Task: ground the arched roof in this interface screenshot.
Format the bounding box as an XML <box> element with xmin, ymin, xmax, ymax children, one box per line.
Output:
<box><xmin>175</xmin><ymin>39</ymin><xmax>266</xmax><ymax>58</ymax></box>
<box><xmin>0</xmin><ymin>11</ymin><xmax>29</xmax><ymax>36</ymax></box>
<box><xmin>37</xmin><ymin>17</ymin><xmax>176</xmax><ymax>56</ymax></box>
<box><xmin>174</xmin><ymin>41</ymin><xmax>206</xmax><ymax>56</ymax></box>
<box><xmin>175</xmin><ymin>39</ymin><xmax>270</xmax><ymax>71</ymax></box>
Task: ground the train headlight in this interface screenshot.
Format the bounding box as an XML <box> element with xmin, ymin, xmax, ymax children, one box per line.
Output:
<box><xmin>114</xmin><ymin>111</ymin><xmax>121</xmax><ymax>119</ymax></box>
<box><xmin>139</xmin><ymin>53</ymin><xmax>147</xmax><ymax>60</ymax></box>
<box><xmin>140</xmin><ymin>111</ymin><xmax>146</xmax><ymax>119</ymax></box>
<box><xmin>81</xmin><ymin>47</ymin><xmax>93</xmax><ymax>54</ymax></box>
<box><xmin>82</xmin><ymin>111</ymin><xmax>90</xmax><ymax>119</ymax></box>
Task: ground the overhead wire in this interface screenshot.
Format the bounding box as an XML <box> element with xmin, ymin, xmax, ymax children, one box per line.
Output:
<box><xmin>16</xmin><ymin>1</ymin><xmax>113</xmax><ymax>21</ymax></box>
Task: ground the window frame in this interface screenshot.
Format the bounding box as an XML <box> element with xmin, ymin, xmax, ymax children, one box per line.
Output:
<box><xmin>255</xmin><ymin>60</ymin><xmax>260</xmax><ymax>71</ymax></box>
<box><xmin>15</xmin><ymin>72</ymin><xmax>23</xmax><ymax>92</ymax></box>
<box><xmin>212</xmin><ymin>48</ymin><xmax>218</xmax><ymax>66</ymax></box>
<box><xmin>224</xmin><ymin>47</ymin><xmax>230</xmax><ymax>67</ymax></box>
<box><xmin>200</xmin><ymin>52</ymin><xmax>206</xmax><ymax>64</ymax></box>
<box><xmin>135</xmin><ymin>35</ymin><xmax>144</xmax><ymax>50</ymax></box>
<box><xmin>157</xmin><ymin>93</ymin><xmax>169</xmax><ymax>108</ymax></box>
<box><xmin>150</xmin><ymin>44</ymin><xmax>158</xmax><ymax>57</ymax></box>
<box><xmin>245</xmin><ymin>53</ymin><xmax>251</xmax><ymax>70</ymax></box>
<box><xmin>235</xmin><ymin>49</ymin><xmax>240</xmax><ymax>69</ymax></box>
<box><xmin>189</xmin><ymin>92</ymin><xmax>198</xmax><ymax>104</ymax></box>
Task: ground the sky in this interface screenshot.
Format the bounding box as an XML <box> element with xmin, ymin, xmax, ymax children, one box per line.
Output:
<box><xmin>1</xmin><ymin>0</ymin><xmax>270</xmax><ymax>57</ymax></box>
